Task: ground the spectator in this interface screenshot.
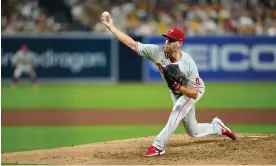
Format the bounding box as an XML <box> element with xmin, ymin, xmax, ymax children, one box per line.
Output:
<box><xmin>1</xmin><ymin>0</ymin><xmax>275</xmax><ymax>36</ymax></box>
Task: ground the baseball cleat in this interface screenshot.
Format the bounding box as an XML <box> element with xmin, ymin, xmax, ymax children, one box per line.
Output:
<box><xmin>144</xmin><ymin>145</ymin><xmax>165</xmax><ymax>157</ymax></box>
<box><xmin>212</xmin><ymin>117</ymin><xmax>237</xmax><ymax>140</ymax></box>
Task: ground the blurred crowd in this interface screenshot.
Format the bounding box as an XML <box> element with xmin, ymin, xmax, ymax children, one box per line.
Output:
<box><xmin>2</xmin><ymin>0</ymin><xmax>276</xmax><ymax>36</ymax></box>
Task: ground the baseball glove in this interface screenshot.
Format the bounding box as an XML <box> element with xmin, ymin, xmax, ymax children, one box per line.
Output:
<box><xmin>162</xmin><ymin>64</ymin><xmax>186</xmax><ymax>91</ymax></box>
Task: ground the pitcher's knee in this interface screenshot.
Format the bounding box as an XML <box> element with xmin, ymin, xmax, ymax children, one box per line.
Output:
<box><xmin>187</xmin><ymin>130</ymin><xmax>200</xmax><ymax>138</ymax></box>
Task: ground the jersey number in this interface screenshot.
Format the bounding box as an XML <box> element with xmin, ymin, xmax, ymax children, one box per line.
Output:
<box><xmin>196</xmin><ymin>77</ymin><xmax>200</xmax><ymax>86</ymax></box>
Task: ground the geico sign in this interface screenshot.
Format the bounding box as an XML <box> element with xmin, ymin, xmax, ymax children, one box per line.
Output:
<box><xmin>184</xmin><ymin>44</ymin><xmax>276</xmax><ymax>71</ymax></box>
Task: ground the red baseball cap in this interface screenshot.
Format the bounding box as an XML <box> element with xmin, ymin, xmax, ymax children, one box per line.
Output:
<box><xmin>162</xmin><ymin>28</ymin><xmax>184</xmax><ymax>41</ymax></box>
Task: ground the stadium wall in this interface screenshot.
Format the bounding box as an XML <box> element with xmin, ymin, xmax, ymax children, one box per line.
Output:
<box><xmin>2</xmin><ymin>34</ymin><xmax>276</xmax><ymax>82</ymax></box>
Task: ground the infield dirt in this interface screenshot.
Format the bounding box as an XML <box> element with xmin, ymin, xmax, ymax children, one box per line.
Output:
<box><xmin>2</xmin><ymin>109</ymin><xmax>276</xmax><ymax>165</ymax></box>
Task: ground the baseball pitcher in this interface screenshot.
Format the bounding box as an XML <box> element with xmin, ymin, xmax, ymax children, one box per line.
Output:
<box><xmin>101</xmin><ymin>11</ymin><xmax>236</xmax><ymax>157</ymax></box>
<box><xmin>12</xmin><ymin>44</ymin><xmax>37</xmax><ymax>84</ymax></box>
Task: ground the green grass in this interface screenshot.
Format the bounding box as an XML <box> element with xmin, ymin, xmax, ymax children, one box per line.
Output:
<box><xmin>1</xmin><ymin>126</ymin><xmax>165</xmax><ymax>153</ymax></box>
<box><xmin>2</xmin><ymin>82</ymin><xmax>276</xmax><ymax>109</ymax></box>
<box><xmin>2</xmin><ymin>125</ymin><xmax>276</xmax><ymax>153</ymax></box>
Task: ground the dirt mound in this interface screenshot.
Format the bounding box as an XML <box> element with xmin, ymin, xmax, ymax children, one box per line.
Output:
<box><xmin>2</xmin><ymin>134</ymin><xmax>276</xmax><ymax>165</ymax></box>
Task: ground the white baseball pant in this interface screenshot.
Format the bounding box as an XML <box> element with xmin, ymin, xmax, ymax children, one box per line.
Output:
<box><xmin>14</xmin><ymin>64</ymin><xmax>36</xmax><ymax>78</ymax></box>
<box><xmin>152</xmin><ymin>90</ymin><xmax>221</xmax><ymax>150</ymax></box>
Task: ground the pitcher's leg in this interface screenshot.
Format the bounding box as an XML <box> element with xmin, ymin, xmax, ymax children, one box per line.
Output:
<box><xmin>182</xmin><ymin>106</ymin><xmax>221</xmax><ymax>137</ymax></box>
<box><xmin>152</xmin><ymin>95</ymin><xmax>193</xmax><ymax>150</ymax></box>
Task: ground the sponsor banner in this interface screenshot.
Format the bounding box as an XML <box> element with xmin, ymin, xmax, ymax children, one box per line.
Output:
<box><xmin>145</xmin><ymin>36</ymin><xmax>276</xmax><ymax>81</ymax></box>
<box><xmin>1</xmin><ymin>34</ymin><xmax>116</xmax><ymax>81</ymax></box>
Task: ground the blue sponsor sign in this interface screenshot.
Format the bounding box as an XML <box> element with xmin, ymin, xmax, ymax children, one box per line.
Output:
<box><xmin>1</xmin><ymin>34</ymin><xmax>117</xmax><ymax>81</ymax></box>
<box><xmin>144</xmin><ymin>36</ymin><xmax>276</xmax><ymax>81</ymax></box>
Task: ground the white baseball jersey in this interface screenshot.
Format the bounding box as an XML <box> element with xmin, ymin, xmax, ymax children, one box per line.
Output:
<box><xmin>136</xmin><ymin>42</ymin><xmax>223</xmax><ymax>151</ymax></box>
<box><xmin>137</xmin><ymin>42</ymin><xmax>205</xmax><ymax>95</ymax></box>
<box><xmin>12</xmin><ymin>50</ymin><xmax>35</xmax><ymax>66</ymax></box>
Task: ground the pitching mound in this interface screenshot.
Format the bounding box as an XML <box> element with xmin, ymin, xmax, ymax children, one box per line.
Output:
<box><xmin>2</xmin><ymin>134</ymin><xmax>276</xmax><ymax>165</ymax></box>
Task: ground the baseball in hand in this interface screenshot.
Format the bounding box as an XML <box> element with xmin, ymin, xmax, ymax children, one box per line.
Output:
<box><xmin>101</xmin><ymin>11</ymin><xmax>113</xmax><ymax>28</ymax></box>
<box><xmin>101</xmin><ymin>11</ymin><xmax>110</xmax><ymax>21</ymax></box>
